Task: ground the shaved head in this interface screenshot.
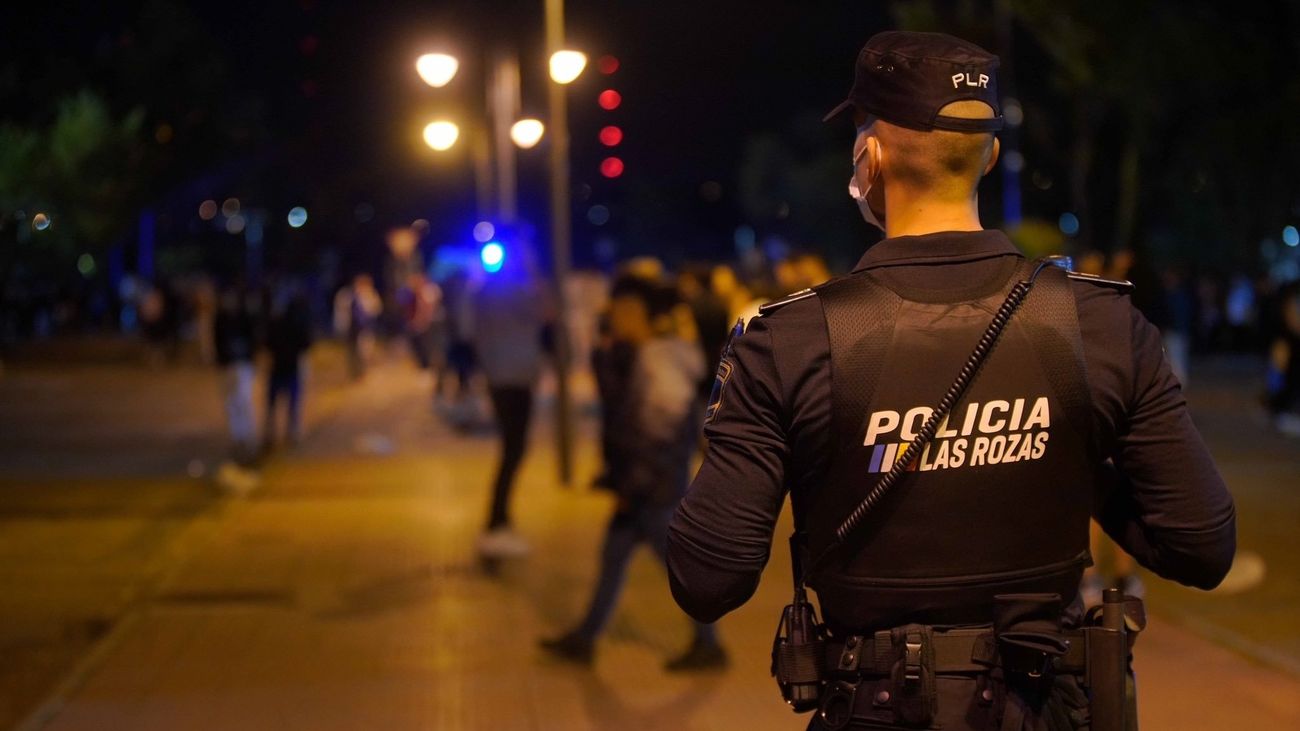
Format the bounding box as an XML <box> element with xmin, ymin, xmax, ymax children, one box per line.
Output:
<box><xmin>856</xmin><ymin>101</ymin><xmax>999</xmax><ymax>201</ymax></box>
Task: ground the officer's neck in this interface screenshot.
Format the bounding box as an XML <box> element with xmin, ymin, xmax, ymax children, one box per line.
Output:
<box><xmin>882</xmin><ymin>189</ymin><xmax>984</xmax><ymax>239</ymax></box>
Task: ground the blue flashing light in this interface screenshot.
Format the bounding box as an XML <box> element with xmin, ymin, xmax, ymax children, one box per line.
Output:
<box><xmin>1284</xmin><ymin>225</ymin><xmax>1299</xmax><ymax>247</ymax></box>
<box><xmin>481</xmin><ymin>242</ymin><xmax>505</xmax><ymax>273</ymax></box>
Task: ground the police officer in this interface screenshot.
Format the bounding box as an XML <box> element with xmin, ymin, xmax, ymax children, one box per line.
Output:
<box><xmin>666</xmin><ymin>31</ymin><xmax>1236</xmax><ymax>730</ymax></box>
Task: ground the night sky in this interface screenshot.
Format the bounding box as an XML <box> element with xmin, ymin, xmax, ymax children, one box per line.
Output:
<box><xmin>4</xmin><ymin>0</ymin><xmax>896</xmax><ymax>271</ymax></box>
<box><xmin>7</xmin><ymin>1</ymin><xmax>1296</xmax><ymax>280</ymax></box>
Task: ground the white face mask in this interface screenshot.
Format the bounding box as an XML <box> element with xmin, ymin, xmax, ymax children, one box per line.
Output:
<box><xmin>848</xmin><ymin>140</ymin><xmax>885</xmax><ymax>232</ymax></box>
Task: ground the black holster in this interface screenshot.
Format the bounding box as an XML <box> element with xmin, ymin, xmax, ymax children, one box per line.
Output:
<box><xmin>771</xmin><ymin>587</ymin><xmax>827</xmax><ymax>713</ymax></box>
<box><xmin>880</xmin><ymin>625</ymin><xmax>934</xmax><ymax>726</ymax></box>
<box><xmin>994</xmin><ymin>594</ymin><xmax>1071</xmax><ymax>729</ymax></box>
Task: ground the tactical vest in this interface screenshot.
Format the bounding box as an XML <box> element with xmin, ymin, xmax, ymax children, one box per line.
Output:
<box><xmin>805</xmin><ymin>259</ymin><xmax>1095</xmax><ymax>633</ymax></box>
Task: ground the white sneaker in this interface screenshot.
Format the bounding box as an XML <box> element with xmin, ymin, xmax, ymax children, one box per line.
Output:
<box><xmin>215</xmin><ymin>460</ymin><xmax>260</xmax><ymax>497</ymax></box>
<box><xmin>477</xmin><ymin>528</ymin><xmax>531</xmax><ymax>558</ymax></box>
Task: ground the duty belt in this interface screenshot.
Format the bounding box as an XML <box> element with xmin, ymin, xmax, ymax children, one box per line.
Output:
<box><xmin>824</xmin><ymin>627</ymin><xmax>1088</xmax><ymax>677</ymax></box>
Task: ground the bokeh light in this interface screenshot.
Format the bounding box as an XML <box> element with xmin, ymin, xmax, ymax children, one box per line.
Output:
<box><xmin>287</xmin><ymin>206</ymin><xmax>308</xmax><ymax>228</ymax></box>
<box><xmin>598</xmin><ymin>125</ymin><xmax>623</xmax><ymax>146</ymax></box>
<box><xmin>481</xmin><ymin>242</ymin><xmax>505</xmax><ymax>273</ymax></box>
<box><xmin>226</xmin><ymin>214</ymin><xmax>246</xmax><ymax>235</ymax></box>
<box><xmin>473</xmin><ymin>221</ymin><xmax>496</xmax><ymax>243</ymax></box>
<box><xmin>587</xmin><ymin>205</ymin><xmax>611</xmax><ymax>226</ymax></box>
<box><xmin>1004</xmin><ymin>98</ymin><xmax>1024</xmax><ymax>128</ymax></box>
<box><xmin>32</xmin><ymin>212</ymin><xmax>51</xmax><ymax>231</ymax></box>
<box><xmin>199</xmin><ymin>200</ymin><xmax>218</xmax><ymax>221</ymax></box>
<box><xmin>600</xmin><ymin>157</ymin><xmax>624</xmax><ymax>178</ymax></box>
<box><xmin>597</xmin><ymin>55</ymin><xmax>620</xmax><ymax>75</ymax></box>
<box><xmin>510</xmin><ymin>118</ymin><xmax>545</xmax><ymax>149</ymax></box>
<box><xmin>222</xmin><ymin>198</ymin><xmax>241</xmax><ymax>217</ymax></box>
<box><xmin>77</xmin><ymin>253</ymin><xmax>95</xmax><ymax>277</ymax></box>
<box><xmin>1059</xmin><ymin>212</ymin><xmax>1080</xmax><ymax>236</ymax></box>
<box><xmin>549</xmin><ymin>50</ymin><xmax>587</xmax><ymax>84</ymax></box>
<box><xmin>1284</xmin><ymin>225</ymin><xmax>1300</xmax><ymax>247</ymax></box>
<box><xmin>598</xmin><ymin>90</ymin><xmax>622</xmax><ymax>111</ymax></box>
<box><xmin>423</xmin><ymin>120</ymin><xmax>460</xmax><ymax>151</ymax></box>
<box><xmin>734</xmin><ymin>225</ymin><xmax>757</xmax><ymax>251</ymax></box>
<box><xmin>416</xmin><ymin>53</ymin><xmax>459</xmax><ymax>87</ymax></box>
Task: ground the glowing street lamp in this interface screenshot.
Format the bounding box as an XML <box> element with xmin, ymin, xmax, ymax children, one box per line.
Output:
<box><xmin>423</xmin><ymin>120</ymin><xmax>460</xmax><ymax>151</ymax></box>
<box><xmin>416</xmin><ymin>53</ymin><xmax>459</xmax><ymax>88</ymax></box>
<box><xmin>510</xmin><ymin>118</ymin><xmax>545</xmax><ymax>149</ymax></box>
<box><xmin>548</xmin><ymin>50</ymin><xmax>587</xmax><ymax>84</ymax></box>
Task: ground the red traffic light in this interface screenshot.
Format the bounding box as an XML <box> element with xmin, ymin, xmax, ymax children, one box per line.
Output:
<box><xmin>598</xmin><ymin>89</ymin><xmax>622</xmax><ymax>111</ymax></box>
<box><xmin>599</xmin><ymin>125</ymin><xmax>623</xmax><ymax>146</ymax></box>
<box><xmin>597</xmin><ymin>55</ymin><xmax>619</xmax><ymax>75</ymax></box>
<box><xmin>600</xmin><ymin>157</ymin><xmax>624</xmax><ymax>178</ymax></box>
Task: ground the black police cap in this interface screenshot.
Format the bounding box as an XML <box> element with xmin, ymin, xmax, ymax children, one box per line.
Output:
<box><xmin>825</xmin><ymin>31</ymin><xmax>1004</xmax><ymax>133</ymax></box>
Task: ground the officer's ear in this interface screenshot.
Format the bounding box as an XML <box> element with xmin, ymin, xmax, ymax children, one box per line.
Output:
<box><xmin>866</xmin><ymin>136</ymin><xmax>884</xmax><ymax>183</ymax></box>
<box><xmin>853</xmin><ymin>133</ymin><xmax>883</xmax><ymax>186</ymax></box>
<box><xmin>983</xmin><ymin>137</ymin><xmax>1000</xmax><ymax>177</ymax></box>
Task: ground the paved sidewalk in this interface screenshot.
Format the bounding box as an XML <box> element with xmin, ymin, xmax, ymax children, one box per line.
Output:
<box><xmin>6</xmin><ymin>352</ymin><xmax>1300</xmax><ymax>730</ymax></box>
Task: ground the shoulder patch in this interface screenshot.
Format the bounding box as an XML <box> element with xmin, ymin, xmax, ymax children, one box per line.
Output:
<box><xmin>1066</xmin><ymin>271</ymin><xmax>1134</xmax><ymax>293</ymax></box>
<box><xmin>758</xmin><ymin>288</ymin><xmax>817</xmax><ymax>317</ymax></box>
<box><xmin>705</xmin><ymin>319</ymin><xmax>746</xmax><ymax>424</ymax></box>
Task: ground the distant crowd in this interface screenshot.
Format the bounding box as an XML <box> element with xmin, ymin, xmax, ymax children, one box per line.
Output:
<box><xmin>3</xmin><ymin>235</ymin><xmax>1299</xmax><ymax>447</ymax></box>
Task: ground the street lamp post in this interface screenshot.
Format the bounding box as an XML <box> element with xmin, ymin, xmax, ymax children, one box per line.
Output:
<box><xmin>491</xmin><ymin>53</ymin><xmax>522</xmax><ymax>223</ymax></box>
<box><xmin>546</xmin><ymin>0</ymin><xmax>579</xmax><ymax>486</ymax></box>
<box><xmin>418</xmin><ymin>53</ymin><xmax>544</xmax><ymax>226</ymax></box>
<box><xmin>418</xmin><ymin>14</ymin><xmax>583</xmax><ymax>486</ymax></box>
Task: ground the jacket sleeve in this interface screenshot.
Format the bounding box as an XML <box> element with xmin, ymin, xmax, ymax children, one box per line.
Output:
<box><xmin>1095</xmin><ymin>307</ymin><xmax>1237</xmax><ymax>590</ymax></box>
<box><xmin>667</xmin><ymin>318</ymin><xmax>789</xmax><ymax>623</ymax></box>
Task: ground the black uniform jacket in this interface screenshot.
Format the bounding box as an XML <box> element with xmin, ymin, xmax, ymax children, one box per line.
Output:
<box><xmin>666</xmin><ymin>230</ymin><xmax>1237</xmax><ymax>625</ymax></box>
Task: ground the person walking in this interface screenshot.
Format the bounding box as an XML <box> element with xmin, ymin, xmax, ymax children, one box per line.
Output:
<box><xmin>214</xmin><ymin>284</ymin><xmax>258</xmax><ymax>463</ymax></box>
<box><xmin>333</xmin><ymin>273</ymin><xmax>381</xmax><ymax>381</ymax></box>
<box><xmin>473</xmin><ymin>246</ymin><xmax>547</xmax><ymax>558</ymax></box>
<box><xmin>667</xmin><ymin>31</ymin><xmax>1235</xmax><ymax>730</ymax></box>
<box><xmin>542</xmin><ymin>277</ymin><xmax>728</xmax><ymax>671</ymax></box>
<box><xmin>263</xmin><ymin>286</ymin><xmax>313</xmax><ymax>449</ymax></box>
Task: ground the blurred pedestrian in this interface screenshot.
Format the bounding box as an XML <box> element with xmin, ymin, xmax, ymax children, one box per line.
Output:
<box><xmin>214</xmin><ymin>285</ymin><xmax>258</xmax><ymax>462</ymax></box>
<box><xmin>1161</xmin><ymin>267</ymin><xmax>1196</xmax><ymax>386</ymax></box>
<box><xmin>1267</xmin><ymin>283</ymin><xmax>1300</xmax><ymax>436</ymax></box>
<box><xmin>542</xmin><ymin>277</ymin><xmax>727</xmax><ymax>671</ymax></box>
<box><xmin>139</xmin><ymin>280</ymin><xmax>178</xmax><ymax>367</ymax></box>
<box><xmin>678</xmin><ymin>265</ymin><xmax>730</xmax><ymax>389</ymax></box>
<box><xmin>792</xmin><ymin>252</ymin><xmax>832</xmax><ymax>288</ymax></box>
<box><xmin>590</xmin><ymin>288</ymin><xmax>637</xmax><ymax>491</ymax></box>
<box><xmin>775</xmin><ymin>258</ymin><xmax>802</xmax><ymax>295</ymax></box>
<box><xmin>263</xmin><ymin>286</ymin><xmax>313</xmax><ymax>449</ymax></box>
<box><xmin>193</xmin><ymin>277</ymin><xmax>218</xmax><ymax>366</ymax></box>
<box><xmin>441</xmin><ymin>268</ymin><xmax>479</xmax><ymax>409</ymax></box>
<box><xmin>590</xmin><ymin>260</ymin><xmax>672</xmax><ymax>489</ymax></box>
<box><xmin>1224</xmin><ymin>273</ymin><xmax>1257</xmax><ymax>351</ymax></box>
<box><xmin>398</xmin><ymin>272</ymin><xmax>442</xmax><ymax>376</ymax></box>
<box><xmin>711</xmin><ymin>264</ymin><xmax>764</xmax><ymax>326</ymax></box>
<box><xmin>473</xmin><ymin>246</ymin><xmax>547</xmax><ymax>558</ymax></box>
<box><xmin>333</xmin><ymin>273</ymin><xmax>381</xmax><ymax>381</ymax></box>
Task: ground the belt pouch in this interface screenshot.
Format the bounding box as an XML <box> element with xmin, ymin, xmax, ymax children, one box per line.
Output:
<box><xmin>994</xmin><ymin>594</ymin><xmax>1069</xmax><ymax>705</ymax></box>
<box><xmin>889</xmin><ymin>624</ymin><xmax>936</xmax><ymax>727</ymax></box>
